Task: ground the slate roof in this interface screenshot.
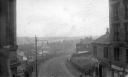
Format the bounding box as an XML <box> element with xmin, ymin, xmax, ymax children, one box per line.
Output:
<box><xmin>92</xmin><ymin>33</ymin><xmax>110</xmax><ymax>44</ymax></box>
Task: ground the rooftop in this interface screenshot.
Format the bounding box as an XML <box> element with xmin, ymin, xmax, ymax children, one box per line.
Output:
<box><xmin>92</xmin><ymin>33</ymin><xmax>110</xmax><ymax>44</ymax></box>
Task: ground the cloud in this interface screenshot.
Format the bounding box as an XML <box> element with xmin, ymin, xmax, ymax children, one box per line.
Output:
<box><xmin>17</xmin><ymin>0</ymin><xmax>109</xmax><ymax>37</ymax></box>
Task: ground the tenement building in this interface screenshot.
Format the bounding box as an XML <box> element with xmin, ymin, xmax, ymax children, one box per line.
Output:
<box><xmin>0</xmin><ymin>0</ymin><xmax>19</xmax><ymax>77</ymax></box>
<box><xmin>92</xmin><ymin>0</ymin><xmax>128</xmax><ymax>77</ymax></box>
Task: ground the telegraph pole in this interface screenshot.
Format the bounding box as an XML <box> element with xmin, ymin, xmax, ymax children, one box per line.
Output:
<box><xmin>35</xmin><ymin>36</ymin><xmax>48</xmax><ymax>77</ymax></box>
<box><xmin>35</xmin><ymin>35</ymin><xmax>38</xmax><ymax>77</ymax></box>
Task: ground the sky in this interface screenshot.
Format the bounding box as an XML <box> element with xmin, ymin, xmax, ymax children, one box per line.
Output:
<box><xmin>17</xmin><ymin>0</ymin><xmax>109</xmax><ymax>37</ymax></box>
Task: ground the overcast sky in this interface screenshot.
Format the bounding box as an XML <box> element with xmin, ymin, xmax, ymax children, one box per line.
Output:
<box><xmin>17</xmin><ymin>0</ymin><xmax>109</xmax><ymax>37</ymax></box>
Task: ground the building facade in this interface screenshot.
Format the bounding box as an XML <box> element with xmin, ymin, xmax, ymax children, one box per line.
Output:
<box><xmin>110</xmin><ymin>0</ymin><xmax>128</xmax><ymax>77</ymax></box>
<box><xmin>92</xmin><ymin>31</ymin><xmax>111</xmax><ymax>77</ymax></box>
<box><xmin>92</xmin><ymin>0</ymin><xmax>128</xmax><ymax>77</ymax></box>
<box><xmin>0</xmin><ymin>0</ymin><xmax>19</xmax><ymax>77</ymax></box>
<box><xmin>76</xmin><ymin>43</ymin><xmax>89</xmax><ymax>53</ymax></box>
<box><xmin>76</xmin><ymin>38</ymin><xmax>93</xmax><ymax>53</ymax></box>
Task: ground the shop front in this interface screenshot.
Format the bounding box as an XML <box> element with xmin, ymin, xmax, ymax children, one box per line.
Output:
<box><xmin>93</xmin><ymin>61</ymin><xmax>126</xmax><ymax>77</ymax></box>
<box><xmin>110</xmin><ymin>64</ymin><xmax>125</xmax><ymax>77</ymax></box>
<box><xmin>93</xmin><ymin>61</ymin><xmax>112</xmax><ymax>77</ymax></box>
<box><xmin>99</xmin><ymin>63</ymin><xmax>112</xmax><ymax>77</ymax></box>
<box><xmin>102</xmin><ymin>66</ymin><xmax>112</xmax><ymax>77</ymax></box>
<box><xmin>97</xmin><ymin>64</ymin><xmax>124</xmax><ymax>77</ymax></box>
<box><xmin>123</xmin><ymin>69</ymin><xmax>128</xmax><ymax>77</ymax></box>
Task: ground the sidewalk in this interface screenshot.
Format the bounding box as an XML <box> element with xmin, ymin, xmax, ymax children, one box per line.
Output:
<box><xmin>65</xmin><ymin>59</ymin><xmax>92</xmax><ymax>77</ymax></box>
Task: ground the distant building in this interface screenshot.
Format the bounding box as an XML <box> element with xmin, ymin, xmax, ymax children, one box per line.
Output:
<box><xmin>76</xmin><ymin>37</ymin><xmax>93</xmax><ymax>53</ymax></box>
<box><xmin>92</xmin><ymin>0</ymin><xmax>128</xmax><ymax>77</ymax></box>
<box><xmin>0</xmin><ymin>0</ymin><xmax>20</xmax><ymax>77</ymax></box>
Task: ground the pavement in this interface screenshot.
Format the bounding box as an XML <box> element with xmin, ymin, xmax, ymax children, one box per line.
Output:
<box><xmin>38</xmin><ymin>55</ymin><xmax>76</xmax><ymax>77</ymax></box>
<box><xmin>66</xmin><ymin>60</ymin><xmax>92</xmax><ymax>77</ymax></box>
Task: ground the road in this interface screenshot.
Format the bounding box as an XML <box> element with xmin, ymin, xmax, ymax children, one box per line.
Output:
<box><xmin>38</xmin><ymin>55</ymin><xmax>75</xmax><ymax>77</ymax></box>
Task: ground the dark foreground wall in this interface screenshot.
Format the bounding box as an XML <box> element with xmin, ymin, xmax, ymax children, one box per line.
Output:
<box><xmin>0</xmin><ymin>0</ymin><xmax>17</xmax><ymax>77</ymax></box>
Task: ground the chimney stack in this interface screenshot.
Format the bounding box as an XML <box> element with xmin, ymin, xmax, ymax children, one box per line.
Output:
<box><xmin>106</xmin><ymin>28</ymin><xmax>109</xmax><ymax>34</ymax></box>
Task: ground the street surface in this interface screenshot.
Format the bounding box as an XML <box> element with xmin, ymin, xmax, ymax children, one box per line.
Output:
<box><xmin>38</xmin><ymin>55</ymin><xmax>75</xmax><ymax>77</ymax></box>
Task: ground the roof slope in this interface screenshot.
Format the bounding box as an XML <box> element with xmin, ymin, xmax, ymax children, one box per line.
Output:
<box><xmin>92</xmin><ymin>33</ymin><xmax>110</xmax><ymax>44</ymax></box>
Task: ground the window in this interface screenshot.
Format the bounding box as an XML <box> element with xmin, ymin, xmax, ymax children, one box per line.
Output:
<box><xmin>112</xmin><ymin>5</ymin><xmax>119</xmax><ymax>20</ymax></box>
<box><xmin>126</xmin><ymin>49</ymin><xmax>128</xmax><ymax>63</ymax></box>
<box><xmin>0</xmin><ymin>1</ymin><xmax>2</xmax><ymax>16</ymax></box>
<box><xmin>0</xmin><ymin>3</ymin><xmax>2</xmax><ymax>47</ymax></box>
<box><xmin>124</xmin><ymin>4</ymin><xmax>128</xmax><ymax>19</ymax></box>
<box><xmin>114</xmin><ymin>48</ymin><xmax>120</xmax><ymax>61</ymax></box>
<box><xmin>0</xmin><ymin>7</ymin><xmax>1</xmax><ymax>16</ymax></box>
<box><xmin>124</xmin><ymin>23</ymin><xmax>128</xmax><ymax>42</ymax></box>
<box><xmin>113</xmin><ymin>23</ymin><xmax>120</xmax><ymax>41</ymax></box>
<box><xmin>104</xmin><ymin>47</ymin><xmax>108</xmax><ymax>58</ymax></box>
<box><xmin>93</xmin><ymin>45</ymin><xmax>97</xmax><ymax>57</ymax></box>
<box><xmin>6</xmin><ymin>25</ymin><xmax>12</xmax><ymax>45</ymax></box>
